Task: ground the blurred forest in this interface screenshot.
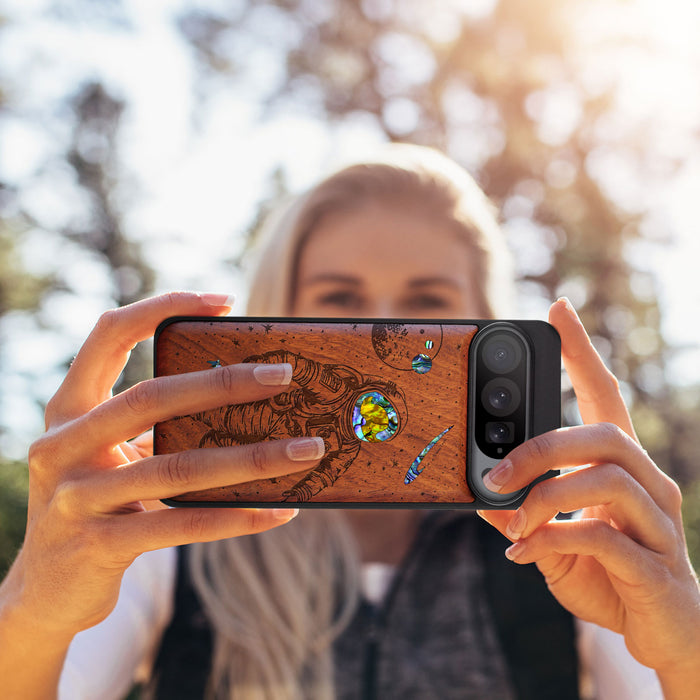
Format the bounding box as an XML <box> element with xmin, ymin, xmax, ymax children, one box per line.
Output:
<box><xmin>1</xmin><ymin>0</ymin><xmax>700</xmax><ymax>575</ymax></box>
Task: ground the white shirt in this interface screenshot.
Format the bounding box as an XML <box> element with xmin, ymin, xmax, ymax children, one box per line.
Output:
<box><xmin>59</xmin><ymin>548</ymin><xmax>176</xmax><ymax>700</ymax></box>
<box><xmin>59</xmin><ymin>548</ymin><xmax>663</xmax><ymax>700</ymax></box>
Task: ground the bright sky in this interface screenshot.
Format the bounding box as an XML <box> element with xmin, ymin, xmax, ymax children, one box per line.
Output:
<box><xmin>1</xmin><ymin>0</ymin><xmax>699</xmax><ymax>457</ymax></box>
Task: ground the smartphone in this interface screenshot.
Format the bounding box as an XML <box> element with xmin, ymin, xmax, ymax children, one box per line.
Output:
<box><xmin>153</xmin><ymin>317</ymin><xmax>560</xmax><ymax>509</ymax></box>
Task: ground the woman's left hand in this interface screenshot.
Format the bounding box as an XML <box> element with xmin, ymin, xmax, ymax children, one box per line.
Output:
<box><xmin>478</xmin><ymin>298</ymin><xmax>700</xmax><ymax>695</ymax></box>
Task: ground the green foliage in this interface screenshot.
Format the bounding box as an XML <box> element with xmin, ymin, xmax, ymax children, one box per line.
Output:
<box><xmin>0</xmin><ymin>460</ymin><xmax>28</xmax><ymax>577</ymax></box>
<box><xmin>0</xmin><ymin>224</ymin><xmax>54</xmax><ymax>316</ymax></box>
<box><xmin>682</xmin><ymin>478</ymin><xmax>700</xmax><ymax>572</ymax></box>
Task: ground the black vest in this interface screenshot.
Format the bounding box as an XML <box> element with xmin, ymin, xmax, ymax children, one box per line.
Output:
<box><xmin>148</xmin><ymin>514</ymin><xmax>579</xmax><ymax>699</ymax></box>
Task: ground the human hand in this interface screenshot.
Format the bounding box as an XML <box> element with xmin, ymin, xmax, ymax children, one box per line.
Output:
<box><xmin>478</xmin><ymin>298</ymin><xmax>700</xmax><ymax>691</ymax></box>
<box><xmin>3</xmin><ymin>292</ymin><xmax>325</xmax><ymax>641</ymax></box>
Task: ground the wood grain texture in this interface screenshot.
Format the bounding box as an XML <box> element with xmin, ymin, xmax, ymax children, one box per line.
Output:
<box><xmin>154</xmin><ymin>319</ymin><xmax>478</xmax><ymax>505</ymax></box>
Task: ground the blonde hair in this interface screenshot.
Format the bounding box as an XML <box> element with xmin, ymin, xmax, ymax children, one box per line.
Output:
<box><xmin>188</xmin><ymin>144</ymin><xmax>514</xmax><ymax>699</ymax></box>
<box><xmin>189</xmin><ymin>512</ymin><xmax>359</xmax><ymax>700</ymax></box>
<box><xmin>246</xmin><ymin>143</ymin><xmax>514</xmax><ymax>318</ymax></box>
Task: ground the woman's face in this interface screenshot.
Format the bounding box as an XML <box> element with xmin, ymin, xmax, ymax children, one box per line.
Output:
<box><xmin>293</xmin><ymin>202</ymin><xmax>484</xmax><ymax>319</ymax></box>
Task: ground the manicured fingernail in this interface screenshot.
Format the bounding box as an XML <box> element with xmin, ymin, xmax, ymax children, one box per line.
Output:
<box><xmin>254</xmin><ymin>363</ymin><xmax>293</xmax><ymax>386</ymax></box>
<box><xmin>273</xmin><ymin>508</ymin><xmax>299</xmax><ymax>521</ymax></box>
<box><xmin>505</xmin><ymin>541</ymin><xmax>527</xmax><ymax>561</ymax></box>
<box><xmin>286</xmin><ymin>437</ymin><xmax>325</xmax><ymax>461</ymax></box>
<box><xmin>506</xmin><ymin>509</ymin><xmax>527</xmax><ymax>540</ymax></box>
<box><xmin>557</xmin><ymin>296</ymin><xmax>578</xmax><ymax>318</ymax></box>
<box><xmin>199</xmin><ymin>293</ymin><xmax>236</xmax><ymax>308</ymax></box>
<box><xmin>483</xmin><ymin>460</ymin><xmax>512</xmax><ymax>493</ymax></box>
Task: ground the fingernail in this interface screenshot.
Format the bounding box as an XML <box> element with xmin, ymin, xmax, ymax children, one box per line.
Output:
<box><xmin>198</xmin><ymin>293</ymin><xmax>236</xmax><ymax>308</ymax></box>
<box><xmin>273</xmin><ymin>508</ymin><xmax>299</xmax><ymax>521</ymax></box>
<box><xmin>483</xmin><ymin>460</ymin><xmax>512</xmax><ymax>493</ymax></box>
<box><xmin>505</xmin><ymin>541</ymin><xmax>527</xmax><ymax>561</ymax></box>
<box><xmin>286</xmin><ymin>437</ymin><xmax>325</xmax><ymax>461</ymax></box>
<box><xmin>506</xmin><ymin>509</ymin><xmax>527</xmax><ymax>540</ymax></box>
<box><xmin>254</xmin><ymin>363</ymin><xmax>293</xmax><ymax>386</ymax></box>
<box><xmin>557</xmin><ymin>296</ymin><xmax>578</xmax><ymax>319</ymax></box>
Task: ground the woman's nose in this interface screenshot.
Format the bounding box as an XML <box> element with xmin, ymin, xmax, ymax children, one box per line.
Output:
<box><xmin>365</xmin><ymin>299</ymin><xmax>401</xmax><ymax>318</ymax></box>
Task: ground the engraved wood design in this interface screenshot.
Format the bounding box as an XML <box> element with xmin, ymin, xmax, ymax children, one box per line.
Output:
<box><xmin>154</xmin><ymin>319</ymin><xmax>478</xmax><ymax>505</ymax></box>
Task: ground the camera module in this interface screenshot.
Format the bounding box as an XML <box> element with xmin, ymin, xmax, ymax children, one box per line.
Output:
<box><xmin>467</xmin><ymin>319</ymin><xmax>560</xmax><ymax>507</ymax></box>
<box><xmin>470</xmin><ymin>323</ymin><xmax>531</xmax><ymax>463</ymax></box>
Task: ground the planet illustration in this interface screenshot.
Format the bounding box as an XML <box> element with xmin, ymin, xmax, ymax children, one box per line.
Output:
<box><xmin>371</xmin><ymin>323</ymin><xmax>443</xmax><ymax>373</ymax></box>
<box><xmin>411</xmin><ymin>353</ymin><xmax>432</xmax><ymax>374</ymax></box>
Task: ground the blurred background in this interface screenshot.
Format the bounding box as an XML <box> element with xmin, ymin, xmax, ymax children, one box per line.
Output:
<box><xmin>1</xmin><ymin>0</ymin><xmax>699</xmax><ymax>574</ymax></box>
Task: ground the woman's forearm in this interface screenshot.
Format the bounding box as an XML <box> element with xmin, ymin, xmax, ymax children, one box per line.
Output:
<box><xmin>657</xmin><ymin>658</ymin><xmax>700</xmax><ymax>700</ymax></box>
<box><xmin>0</xmin><ymin>554</ymin><xmax>74</xmax><ymax>700</ymax></box>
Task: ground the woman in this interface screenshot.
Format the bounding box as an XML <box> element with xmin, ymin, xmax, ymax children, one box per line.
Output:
<box><xmin>0</xmin><ymin>145</ymin><xmax>698</xmax><ymax>699</ymax></box>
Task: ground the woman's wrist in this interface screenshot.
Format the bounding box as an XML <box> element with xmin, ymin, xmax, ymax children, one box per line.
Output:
<box><xmin>0</xmin><ymin>617</ymin><xmax>71</xmax><ymax>699</ymax></box>
<box><xmin>0</xmin><ymin>556</ymin><xmax>75</xmax><ymax>698</ymax></box>
<box><xmin>654</xmin><ymin>639</ymin><xmax>700</xmax><ymax>700</ymax></box>
<box><xmin>657</xmin><ymin>664</ymin><xmax>700</xmax><ymax>700</ymax></box>
<box><xmin>1</xmin><ymin>550</ymin><xmax>76</xmax><ymax>646</ymax></box>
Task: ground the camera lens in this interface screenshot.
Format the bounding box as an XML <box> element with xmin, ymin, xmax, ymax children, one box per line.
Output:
<box><xmin>489</xmin><ymin>387</ymin><xmax>510</xmax><ymax>411</ymax></box>
<box><xmin>486</xmin><ymin>421</ymin><xmax>514</xmax><ymax>444</ymax></box>
<box><xmin>482</xmin><ymin>334</ymin><xmax>522</xmax><ymax>374</ymax></box>
<box><xmin>481</xmin><ymin>378</ymin><xmax>521</xmax><ymax>417</ymax></box>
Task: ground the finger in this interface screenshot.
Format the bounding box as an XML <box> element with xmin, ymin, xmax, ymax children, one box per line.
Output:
<box><xmin>503</xmin><ymin>518</ymin><xmax>662</xmax><ymax>587</ymax></box>
<box><xmin>503</xmin><ymin>464</ymin><xmax>675</xmax><ymax>554</ymax></box>
<box><xmin>69</xmin><ymin>361</ymin><xmax>293</xmax><ymax>454</ymax></box>
<box><xmin>476</xmin><ymin>509</ymin><xmax>516</xmax><ymax>539</ymax></box>
<box><xmin>47</xmin><ymin>292</ymin><xmax>235</xmax><ymax>424</ymax></box>
<box><xmin>119</xmin><ymin>441</ymin><xmax>143</xmax><ymax>462</ymax></box>
<box><xmin>127</xmin><ymin>431</ymin><xmax>153</xmax><ymax>459</ymax></box>
<box><xmin>548</xmin><ymin>298</ymin><xmax>636</xmax><ymax>439</ymax></box>
<box><xmin>108</xmin><ymin>506</ymin><xmax>300</xmax><ymax>558</ymax></box>
<box><xmin>120</xmin><ymin>431</ymin><xmax>152</xmax><ymax>461</ymax></box>
<box><xmin>483</xmin><ymin>423</ymin><xmax>681</xmax><ymax>515</ymax></box>
<box><xmin>86</xmin><ymin>437</ymin><xmax>325</xmax><ymax>508</ymax></box>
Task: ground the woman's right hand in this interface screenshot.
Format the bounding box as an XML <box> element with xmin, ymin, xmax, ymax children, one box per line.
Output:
<box><xmin>1</xmin><ymin>292</ymin><xmax>324</xmax><ymax>642</ymax></box>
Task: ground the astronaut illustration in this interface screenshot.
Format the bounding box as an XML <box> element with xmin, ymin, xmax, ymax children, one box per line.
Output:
<box><xmin>191</xmin><ymin>349</ymin><xmax>408</xmax><ymax>502</ymax></box>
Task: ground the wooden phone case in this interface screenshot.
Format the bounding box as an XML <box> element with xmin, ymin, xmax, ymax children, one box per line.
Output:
<box><xmin>154</xmin><ymin>318</ymin><xmax>480</xmax><ymax>506</ymax></box>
